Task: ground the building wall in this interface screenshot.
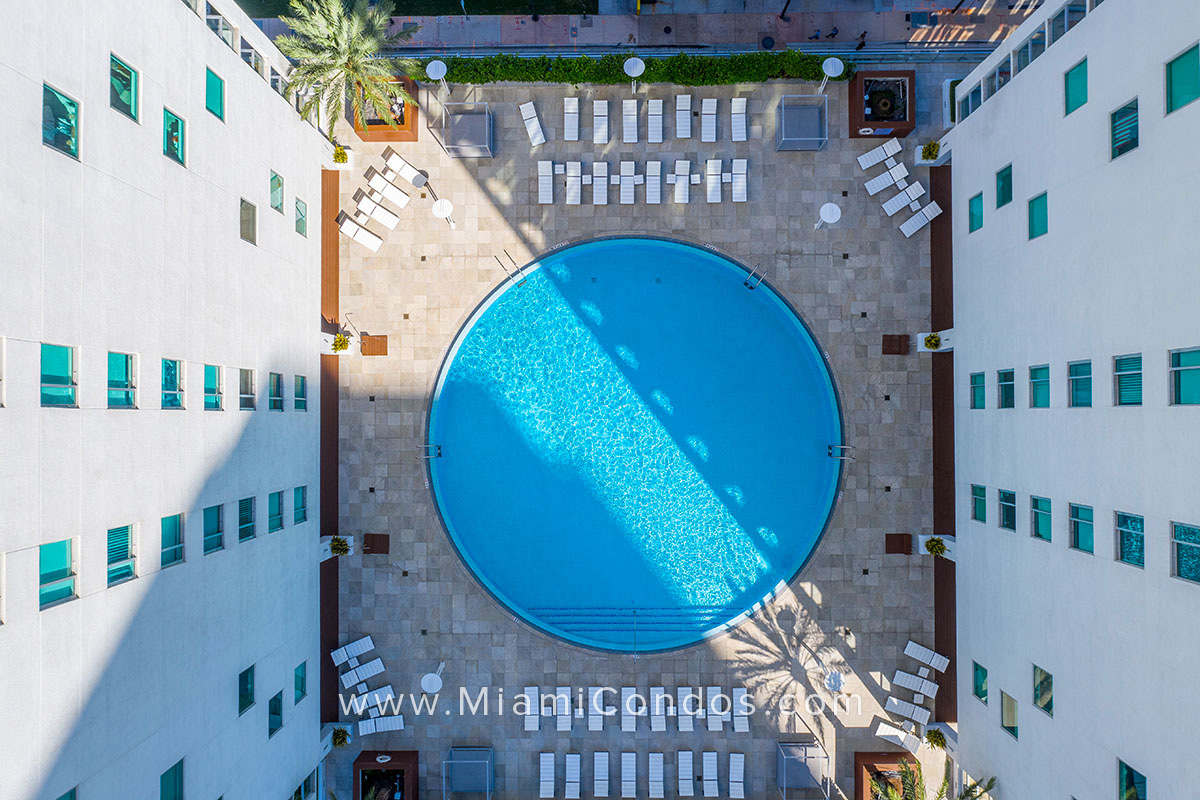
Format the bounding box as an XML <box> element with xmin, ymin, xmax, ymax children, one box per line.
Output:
<box><xmin>0</xmin><ymin>1</ymin><xmax>332</xmax><ymax>798</ymax></box>
<box><xmin>945</xmin><ymin>0</ymin><xmax>1200</xmax><ymax>797</ymax></box>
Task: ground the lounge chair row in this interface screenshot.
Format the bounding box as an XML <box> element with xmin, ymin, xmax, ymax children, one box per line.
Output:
<box><xmin>524</xmin><ymin>686</ymin><xmax>751</xmax><ymax>734</ymax></box>
<box><xmin>538</xmin><ymin>160</ymin><xmax>748</xmax><ymax>206</ymax></box>
<box><xmin>527</xmin><ymin>96</ymin><xmax>748</xmax><ymax>147</ymax></box>
<box><xmin>539</xmin><ymin>750</ymin><xmax>745</xmax><ymax>799</ymax></box>
<box><xmin>857</xmin><ymin>138</ymin><xmax>943</xmax><ymax>238</ymax></box>
<box><xmin>338</xmin><ymin>147</ymin><xmax>428</xmax><ymax>252</ymax></box>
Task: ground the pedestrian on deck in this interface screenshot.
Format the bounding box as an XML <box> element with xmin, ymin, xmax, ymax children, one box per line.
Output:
<box><xmin>856</xmin><ymin>31</ymin><xmax>868</xmax><ymax>50</ymax></box>
<box><xmin>826</xmin><ymin>27</ymin><xmax>839</xmax><ymax>38</ymax></box>
<box><xmin>808</xmin><ymin>29</ymin><xmax>821</xmax><ymax>40</ymax></box>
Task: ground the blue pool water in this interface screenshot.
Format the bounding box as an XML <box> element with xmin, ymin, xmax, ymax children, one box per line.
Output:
<box><xmin>427</xmin><ymin>238</ymin><xmax>842</xmax><ymax>651</ymax></box>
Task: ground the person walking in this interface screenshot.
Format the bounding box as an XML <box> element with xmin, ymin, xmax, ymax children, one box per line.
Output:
<box><xmin>856</xmin><ymin>30</ymin><xmax>868</xmax><ymax>50</ymax></box>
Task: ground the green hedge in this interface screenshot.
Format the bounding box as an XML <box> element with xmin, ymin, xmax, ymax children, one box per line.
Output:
<box><xmin>410</xmin><ymin>51</ymin><xmax>853</xmax><ymax>86</ymax></box>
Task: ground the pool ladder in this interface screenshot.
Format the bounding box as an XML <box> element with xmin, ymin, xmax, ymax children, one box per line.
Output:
<box><xmin>743</xmin><ymin>265</ymin><xmax>765</xmax><ymax>290</ymax></box>
<box><xmin>419</xmin><ymin>444</ymin><xmax>442</xmax><ymax>459</ymax></box>
<box><xmin>495</xmin><ymin>250</ymin><xmax>527</xmax><ymax>287</ymax></box>
<box><xmin>828</xmin><ymin>444</ymin><xmax>856</xmax><ymax>461</ymax></box>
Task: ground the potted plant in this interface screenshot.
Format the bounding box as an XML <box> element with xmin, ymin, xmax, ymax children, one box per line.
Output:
<box><xmin>918</xmin><ymin>533</ymin><xmax>955</xmax><ymax>561</ymax></box>
<box><xmin>917</xmin><ymin>329</ymin><xmax>954</xmax><ymax>353</ymax></box>
<box><xmin>925</xmin><ymin>728</ymin><xmax>947</xmax><ymax>750</ymax></box>
<box><xmin>330</xmin><ymin>536</ymin><xmax>351</xmax><ymax>556</ymax></box>
<box><xmin>332</xmin><ymin>726</ymin><xmax>350</xmax><ymax>748</ymax></box>
<box><xmin>320</xmin><ymin>330</ymin><xmax>354</xmax><ymax>355</ymax></box>
<box><xmin>915</xmin><ymin>139</ymin><xmax>950</xmax><ymax>167</ymax></box>
<box><xmin>924</xmin><ymin>332</ymin><xmax>941</xmax><ymax>351</ymax></box>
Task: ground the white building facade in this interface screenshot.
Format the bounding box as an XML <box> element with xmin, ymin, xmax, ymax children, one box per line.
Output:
<box><xmin>0</xmin><ymin>1</ymin><xmax>331</xmax><ymax>798</ymax></box>
<box><xmin>945</xmin><ymin>0</ymin><xmax>1200</xmax><ymax>797</ymax></box>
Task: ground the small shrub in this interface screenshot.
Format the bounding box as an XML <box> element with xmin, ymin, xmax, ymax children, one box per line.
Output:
<box><xmin>331</xmin><ymin>726</ymin><xmax>350</xmax><ymax>747</ymax></box>
<box><xmin>921</xmin><ymin>141</ymin><xmax>940</xmax><ymax>161</ymax></box>
<box><xmin>332</xmin><ymin>333</ymin><xmax>350</xmax><ymax>352</ymax></box>
<box><xmin>330</xmin><ymin>536</ymin><xmax>351</xmax><ymax>556</ymax></box>
<box><xmin>333</xmin><ymin>145</ymin><xmax>348</xmax><ymax>164</ymax></box>
<box><xmin>925</xmin><ymin>537</ymin><xmax>948</xmax><ymax>557</ymax></box>
<box><xmin>924</xmin><ymin>332</ymin><xmax>941</xmax><ymax>350</ymax></box>
<box><xmin>925</xmin><ymin>728</ymin><xmax>947</xmax><ymax>749</ymax></box>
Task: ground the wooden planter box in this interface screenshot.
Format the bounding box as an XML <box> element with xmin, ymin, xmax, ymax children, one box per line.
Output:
<box><xmin>353</xmin><ymin>76</ymin><xmax>419</xmax><ymax>143</ymax></box>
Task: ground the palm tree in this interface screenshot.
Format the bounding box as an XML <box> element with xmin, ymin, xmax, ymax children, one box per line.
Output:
<box><xmin>276</xmin><ymin>0</ymin><xmax>420</xmax><ymax>138</ymax></box>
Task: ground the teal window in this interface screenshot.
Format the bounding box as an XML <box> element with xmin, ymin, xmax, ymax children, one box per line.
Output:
<box><xmin>270</xmin><ymin>172</ymin><xmax>284</xmax><ymax>213</ymax></box>
<box><xmin>295</xmin><ymin>661</ymin><xmax>307</xmax><ymax>702</ymax></box>
<box><xmin>205</xmin><ymin>68</ymin><xmax>225</xmax><ymax>120</ymax></box>
<box><xmin>269</xmin><ymin>372</ymin><xmax>284</xmax><ymax>411</ymax></box>
<box><xmin>107</xmin><ymin>525</ymin><xmax>135</xmax><ymax>585</ymax></box>
<box><xmin>1166</xmin><ymin>45</ymin><xmax>1200</xmax><ymax>114</ymax></box>
<box><xmin>1070</xmin><ymin>504</ymin><xmax>1094</xmax><ymax>553</ymax></box>
<box><xmin>240</xmin><ymin>199</ymin><xmax>257</xmax><ymax>245</ymax></box>
<box><xmin>268</xmin><ymin>490</ymin><xmax>284</xmax><ymax>532</ymax></box>
<box><xmin>1064</xmin><ymin>58</ymin><xmax>1088</xmax><ymax>115</ymax></box>
<box><xmin>1033</xmin><ymin>665</ymin><xmax>1053</xmax><ymax>716</ymax></box>
<box><xmin>1029</xmin><ymin>365</ymin><xmax>1050</xmax><ymax>407</ymax></box>
<box><xmin>294</xmin><ymin>485</ymin><xmax>308</xmax><ymax>524</ymax></box>
<box><xmin>1114</xmin><ymin>354</ymin><xmax>1142</xmax><ymax>406</ymax></box>
<box><xmin>160</xmin><ymin>760</ymin><xmax>184</xmax><ymax>800</ymax></box>
<box><xmin>1069</xmin><ymin>360</ymin><xmax>1092</xmax><ymax>407</ymax></box>
<box><xmin>969</xmin><ymin>372</ymin><xmax>985</xmax><ymax>409</ymax></box>
<box><xmin>239</xmin><ymin>368</ymin><xmax>255</xmax><ymax>410</ymax></box>
<box><xmin>1028</xmin><ymin>192</ymin><xmax>1049</xmax><ymax>239</ymax></box>
<box><xmin>1118</xmin><ymin>761</ymin><xmax>1147</xmax><ymax>800</ymax></box>
<box><xmin>238</xmin><ymin>665</ymin><xmax>255</xmax><ymax>714</ymax></box>
<box><xmin>239</xmin><ymin>497</ymin><xmax>256</xmax><ymax>541</ymax></box>
<box><xmin>163</xmin><ymin>108</ymin><xmax>186</xmax><ymax>165</ymax></box>
<box><xmin>268</xmin><ymin>691</ymin><xmax>284</xmax><ymax>737</ymax></box>
<box><xmin>972</xmin><ymin>662</ymin><xmax>988</xmax><ymax>703</ymax></box>
<box><xmin>968</xmin><ymin>192</ymin><xmax>984</xmax><ymax>233</ymax></box>
<box><xmin>295</xmin><ymin>198</ymin><xmax>308</xmax><ymax>236</ymax></box>
<box><xmin>1172</xmin><ymin>522</ymin><xmax>1200</xmax><ymax>583</ymax></box>
<box><xmin>1116</xmin><ymin>512</ymin><xmax>1145</xmax><ymax>567</ymax></box>
<box><xmin>1111</xmin><ymin>99</ymin><xmax>1139</xmax><ymax>159</ymax></box>
<box><xmin>1031</xmin><ymin>496</ymin><xmax>1052</xmax><ymax>541</ymax></box>
<box><xmin>204</xmin><ymin>364</ymin><xmax>222</xmax><ymax>410</ymax></box>
<box><xmin>999</xmin><ymin>490</ymin><xmax>1016</xmax><ymax>531</ymax></box>
<box><xmin>1000</xmin><ymin>691</ymin><xmax>1018</xmax><ymax>738</ymax></box>
<box><xmin>971</xmin><ymin>484</ymin><xmax>987</xmax><ymax>522</ymax></box>
<box><xmin>1170</xmin><ymin>348</ymin><xmax>1200</xmax><ymax>405</ymax></box>
<box><xmin>42</xmin><ymin>84</ymin><xmax>80</xmax><ymax>158</ymax></box>
<box><xmin>41</xmin><ymin>343</ymin><xmax>77</xmax><ymax>407</ymax></box>
<box><xmin>997</xmin><ymin>369</ymin><xmax>1015</xmax><ymax>409</ymax></box>
<box><xmin>161</xmin><ymin>514</ymin><xmax>184</xmax><ymax>567</ymax></box>
<box><xmin>39</xmin><ymin>539</ymin><xmax>76</xmax><ymax>609</ymax></box>
<box><xmin>55</xmin><ymin>790</ymin><xmax>77</xmax><ymax>800</ymax></box>
<box><xmin>108</xmin><ymin>351</ymin><xmax>136</xmax><ymax>408</ymax></box>
<box><xmin>295</xmin><ymin>375</ymin><xmax>308</xmax><ymax>411</ymax></box>
<box><xmin>162</xmin><ymin>358</ymin><xmax>183</xmax><ymax>408</ymax></box>
<box><xmin>996</xmin><ymin>164</ymin><xmax>1013</xmax><ymax>208</ymax></box>
<box><xmin>110</xmin><ymin>54</ymin><xmax>139</xmax><ymax>120</ymax></box>
<box><xmin>203</xmin><ymin>504</ymin><xmax>224</xmax><ymax>554</ymax></box>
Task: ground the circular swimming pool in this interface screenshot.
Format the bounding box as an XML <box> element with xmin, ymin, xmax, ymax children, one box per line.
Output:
<box><xmin>427</xmin><ymin>237</ymin><xmax>842</xmax><ymax>652</ymax></box>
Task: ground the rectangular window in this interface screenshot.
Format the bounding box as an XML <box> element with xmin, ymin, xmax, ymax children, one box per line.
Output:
<box><xmin>108</xmin><ymin>351</ymin><xmax>136</xmax><ymax>408</ymax></box>
<box><xmin>985</xmin><ymin>58</ymin><xmax>1011</xmax><ymax>97</ymax></box>
<box><xmin>270</xmin><ymin>172</ymin><xmax>284</xmax><ymax>213</ymax></box>
<box><xmin>163</xmin><ymin>108</ymin><xmax>186</xmax><ymax>165</ymax></box>
<box><xmin>41</xmin><ymin>343</ymin><xmax>77</xmax><ymax>407</ymax></box>
<box><xmin>1113</xmin><ymin>354</ymin><xmax>1142</xmax><ymax>406</ymax></box>
<box><xmin>1069</xmin><ymin>360</ymin><xmax>1093</xmax><ymax>407</ymax></box>
<box><xmin>1000</xmin><ymin>691</ymin><xmax>1018</xmax><ymax>738</ymax></box>
<box><xmin>1064</xmin><ymin>58</ymin><xmax>1088</xmax><ymax>115</ymax></box>
<box><xmin>269</xmin><ymin>372</ymin><xmax>284</xmax><ymax>411</ymax></box>
<box><xmin>1028</xmin><ymin>192</ymin><xmax>1049</xmax><ymax>239</ymax></box>
<box><xmin>968</xmin><ymin>192</ymin><xmax>984</xmax><ymax>233</ymax></box>
<box><xmin>295</xmin><ymin>661</ymin><xmax>307</xmax><ymax>702</ymax></box>
<box><xmin>294</xmin><ymin>375</ymin><xmax>308</xmax><ymax>411</ymax></box>
<box><xmin>999</xmin><ymin>490</ymin><xmax>1016</xmax><ymax>531</ymax></box>
<box><xmin>972</xmin><ymin>662</ymin><xmax>988</xmax><ymax>703</ymax></box>
<box><xmin>241</xmin><ymin>39</ymin><xmax>265</xmax><ymax>75</ymax></box>
<box><xmin>1033</xmin><ymin>665</ymin><xmax>1053</xmax><ymax>716</ymax></box>
<box><xmin>205</xmin><ymin>68</ymin><xmax>225</xmax><ymax>120</ymax></box>
<box><xmin>1111</xmin><ymin>99</ymin><xmax>1139</xmax><ymax>159</ymax></box>
<box><xmin>996</xmin><ymin>164</ymin><xmax>1013</xmax><ymax>208</ymax></box>
<box><xmin>971</xmin><ymin>484</ymin><xmax>987</xmax><ymax>523</ymax></box>
<box><xmin>1014</xmin><ymin>27</ymin><xmax>1046</xmax><ymax>74</ymax></box>
<box><xmin>240</xmin><ymin>199</ymin><xmax>257</xmax><ymax>245</ymax></box>
<box><xmin>54</xmin><ymin>790</ymin><xmax>77</xmax><ymax>800</ymax></box>
<box><xmin>1029</xmin><ymin>365</ymin><xmax>1050</xmax><ymax>407</ymax></box>
<box><xmin>43</xmin><ymin>84</ymin><xmax>80</xmax><ymax>158</ymax></box>
<box><xmin>161</xmin><ymin>514</ymin><xmax>185</xmax><ymax>568</ymax></box>
<box><xmin>110</xmin><ymin>54</ymin><xmax>139</xmax><ymax>121</ymax></box>
<box><xmin>1070</xmin><ymin>504</ymin><xmax>1094</xmax><ymax>553</ymax></box>
<box><xmin>1172</xmin><ymin>522</ymin><xmax>1200</xmax><ymax>583</ymax></box>
<box><xmin>1031</xmin><ymin>496</ymin><xmax>1052</xmax><ymax>541</ymax></box>
<box><xmin>162</xmin><ymin>358</ymin><xmax>184</xmax><ymax>409</ymax></box>
<box><xmin>239</xmin><ymin>368</ymin><xmax>255</xmax><ymax>409</ymax></box>
<box><xmin>203</xmin><ymin>504</ymin><xmax>224</xmax><ymax>554</ymax></box>
<box><xmin>1118</xmin><ymin>761</ymin><xmax>1147</xmax><ymax>800</ymax></box>
<box><xmin>39</xmin><ymin>539</ymin><xmax>76</xmax><ymax>609</ymax></box>
<box><xmin>1116</xmin><ymin>512</ymin><xmax>1145</xmax><ymax>567</ymax></box>
<box><xmin>268</xmin><ymin>490</ymin><xmax>284</xmax><ymax>532</ymax></box>
<box><xmin>294</xmin><ymin>486</ymin><xmax>308</xmax><ymax>524</ymax></box>
<box><xmin>204</xmin><ymin>364</ymin><xmax>223</xmax><ymax>410</ymax></box>
<box><xmin>295</xmin><ymin>198</ymin><xmax>308</xmax><ymax>236</ymax></box>
<box><xmin>970</xmin><ymin>372</ymin><xmax>985</xmax><ymax>409</ymax></box>
<box><xmin>1167</xmin><ymin>44</ymin><xmax>1200</xmax><ymax>114</ymax></box>
<box><xmin>997</xmin><ymin>369</ymin><xmax>1015</xmax><ymax>409</ymax></box>
<box><xmin>238</xmin><ymin>665</ymin><xmax>255</xmax><ymax>714</ymax></box>
<box><xmin>239</xmin><ymin>497</ymin><xmax>256</xmax><ymax>541</ymax></box>
<box><xmin>1170</xmin><ymin>347</ymin><xmax>1200</xmax><ymax>405</ymax></box>
<box><xmin>107</xmin><ymin>525</ymin><xmax>135</xmax><ymax>585</ymax></box>
<box><xmin>160</xmin><ymin>759</ymin><xmax>184</xmax><ymax>800</ymax></box>
<box><xmin>268</xmin><ymin>691</ymin><xmax>284</xmax><ymax>737</ymax></box>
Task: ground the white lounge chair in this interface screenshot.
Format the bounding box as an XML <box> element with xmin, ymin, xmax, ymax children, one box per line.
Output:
<box><xmin>565</xmin><ymin>161</ymin><xmax>582</xmax><ymax>206</ymax></box>
<box><xmin>331</xmin><ymin>635</ymin><xmax>375</xmax><ymax>667</ymax></box>
<box><xmin>856</xmin><ymin>137</ymin><xmax>902</xmax><ymax>170</ymax></box>
<box><xmin>536</xmin><ymin>161</ymin><xmax>554</xmax><ymax>205</ymax></box>
<box><xmin>706</xmin><ymin>687</ymin><xmax>726</xmax><ymax>732</ymax></box>
<box><xmin>731</xmin><ymin>97</ymin><xmax>747</xmax><ymax>142</ymax></box>
<box><xmin>650</xmin><ymin>687</ymin><xmax>668</xmax><ymax>731</ymax></box>
<box><xmin>618</xmin><ymin>161</ymin><xmax>636</xmax><ymax>205</ymax></box>
<box><xmin>595</xmin><ymin>752</ymin><xmax>610</xmax><ymax>798</ymax></box>
<box><xmin>649</xmin><ymin>753</ymin><xmax>665</xmax><ymax>799</ymax></box>
<box><xmin>359</xmin><ymin>684</ymin><xmax>395</xmax><ymax>711</ymax></box>
<box><xmin>339</xmin><ymin>655</ymin><xmax>384</xmax><ymax>687</ymax></box>
<box><xmin>621</xmin><ymin>752</ymin><xmax>636</xmax><ymax>799</ymax></box>
<box><xmin>358</xmin><ymin>718</ymin><xmax>376</xmax><ymax>736</ymax></box>
<box><xmin>588</xmin><ymin>686</ymin><xmax>608</xmax><ymax>731</ymax></box>
<box><xmin>893</xmin><ymin>669</ymin><xmax>939</xmax><ymax>698</ymax></box>
<box><xmin>525</xmin><ymin>686</ymin><xmax>540</xmax><ymax>731</ymax></box>
<box><xmin>706</xmin><ymin>159</ymin><xmax>722</xmax><ymax>203</ymax></box>
<box><xmin>729</xmin><ymin>753</ymin><xmax>745</xmax><ymax>800</ymax></box>
<box><xmin>886</xmin><ymin>695</ymin><xmax>932</xmax><ymax>726</ymax></box>
<box><xmin>623</xmin><ymin>99</ymin><xmax>638</xmax><ymax>143</ymax></box>
<box><xmin>875</xmin><ymin>721</ymin><xmax>921</xmax><ymax>754</ymax></box>
<box><xmin>593</xmin><ymin>162</ymin><xmax>609</xmax><ymax>205</ymax></box>
<box><xmin>900</xmin><ymin>201</ymin><xmax>943</xmax><ymax>238</ymax></box>
<box><xmin>676</xmin><ymin>95</ymin><xmax>692</xmax><ymax>139</ymax></box>
<box><xmin>700</xmin><ymin>98</ymin><xmax>717</xmax><ymax>142</ymax></box>
<box><xmin>621</xmin><ymin>687</ymin><xmax>637</xmax><ymax>732</ymax></box>
<box><xmin>702</xmin><ymin>752</ymin><xmax>718</xmax><ymax>798</ymax></box>
<box><xmin>556</xmin><ymin>685</ymin><xmax>572</xmax><ymax>731</ymax></box>
<box><xmin>882</xmin><ymin>182</ymin><xmax>925</xmax><ymax>217</ymax></box>
<box><xmin>381</xmin><ymin>146</ymin><xmax>426</xmax><ymax>187</ymax></box>
<box><xmin>520</xmin><ymin>101</ymin><xmax>546</xmax><ymax>147</ymax></box>
<box><xmin>731</xmin><ymin>159</ymin><xmax>747</xmax><ymax>203</ymax></box>
<box><xmin>593</xmin><ymin>100</ymin><xmax>609</xmax><ymax>144</ymax></box>
<box><xmin>336</xmin><ymin>212</ymin><xmax>383</xmax><ymax>253</ymax></box>
<box><xmin>648</xmin><ymin>98</ymin><xmax>664</xmax><ymax>143</ymax></box>
<box><xmin>678</xmin><ymin>751</ymin><xmax>695</xmax><ymax>797</ymax></box>
<box><xmin>359</xmin><ymin>189</ymin><xmax>401</xmax><ymax>229</ymax></box>
<box><xmin>645</xmin><ymin>161</ymin><xmax>662</xmax><ymax>205</ymax></box>
<box><xmin>564</xmin><ymin>97</ymin><xmax>580</xmax><ymax>142</ymax></box>
<box><xmin>865</xmin><ymin>162</ymin><xmax>909</xmax><ymax>196</ymax></box>
<box><xmin>374</xmin><ymin>714</ymin><xmax>404</xmax><ymax>732</ymax></box>
<box><xmin>364</xmin><ymin>167</ymin><xmax>411</xmax><ymax>210</ymax></box>
<box><xmin>566</xmin><ymin>753</ymin><xmax>581</xmax><ymax>799</ymax></box>
<box><xmin>673</xmin><ymin>160</ymin><xmax>690</xmax><ymax>204</ymax></box>
<box><xmin>905</xmin><ymin>639</ymin><xmax>951</xmax><ymax>671</ymax></box>
<box><xmin>732</xmin><ymin>688</ymin><xmax>750</xmax><ymax>733</ymax></box>
<box><xmin>677</xmin><ymin>687</ymin><xmax>696</xmax><ymax>731</ymax></box>
<box><xmin>540</xmin><ymin>752</ymin><xmax>555</xmax><ymax>799</ymax></box>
